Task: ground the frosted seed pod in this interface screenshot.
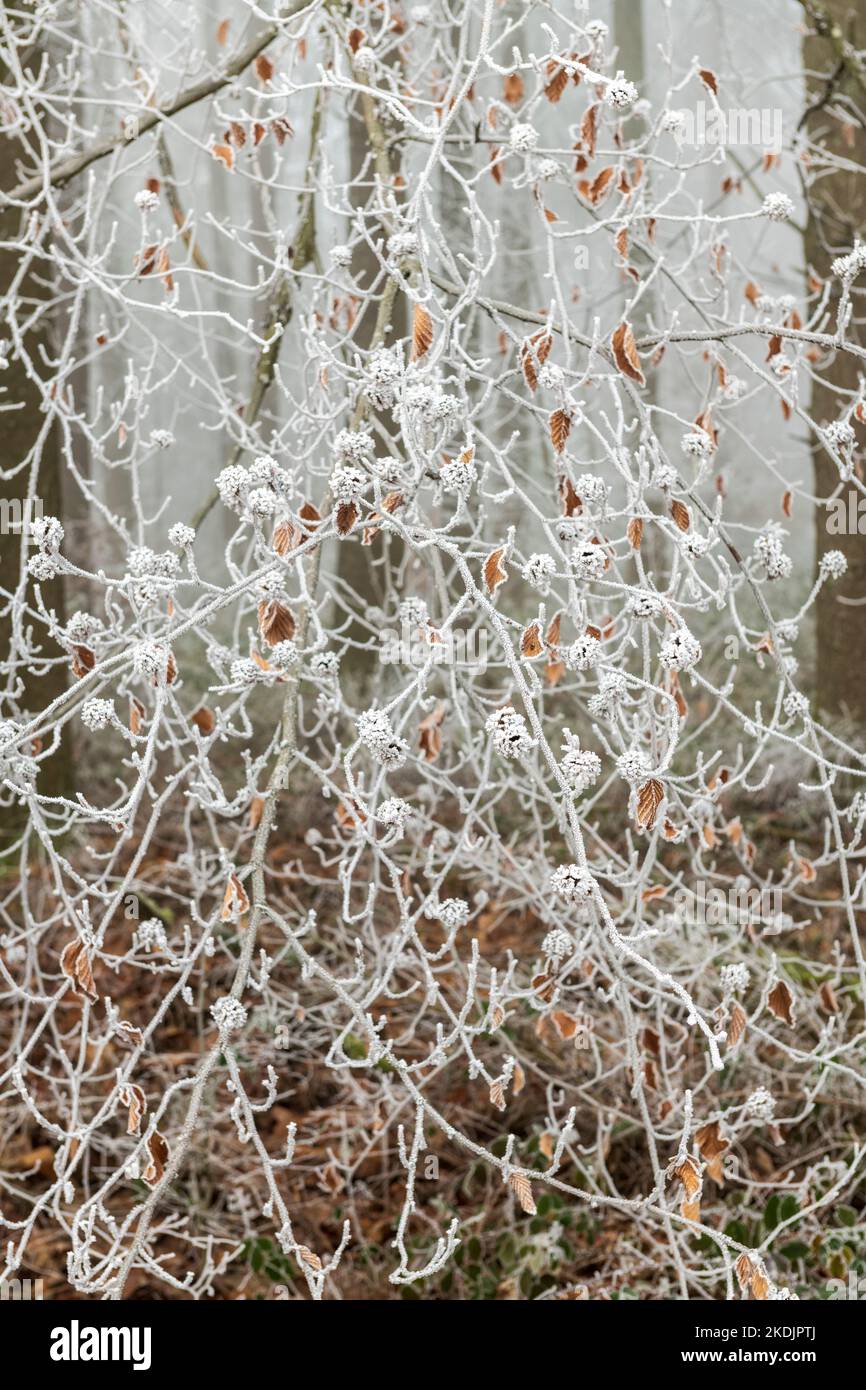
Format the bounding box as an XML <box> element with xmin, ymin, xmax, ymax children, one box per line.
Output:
<box><xmin>762</xmin><ymin>192</ymin><xmax>795</xmax><ymax>222</ymax></box>
<box><xmin>550</xmin><ymin>863</ymin><xmax>595</xmax><ymax>900</ymax></box>
<box><xmin>509</xmin><ymin>122</ymin><xmax>539</xmax><ymax>152</ymax></box>
<box><xmin>485</xmin><ymin>705</ymin><xmax>536</xmax><ymax>759</ymax></box>
<box><xmin>211</xmin><ymin>997</ymin><xmax>248</xmax><ymax>1034</ymax></box>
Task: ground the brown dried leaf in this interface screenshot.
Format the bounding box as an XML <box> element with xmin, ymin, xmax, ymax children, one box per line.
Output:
<box><xmin>695</xmin><ymin>1121</ymin><xmax>728</xmax><ymax>1184</ymax></box>
<box><xmin>212</xmin><ymin>143</ymin><xmax>234</xmax><ymax>171</ymax></box>
<box><xmin>255</xmin><ymin>53</ymin><xmax>274</xmax><ymax>84</ymax></box>
<box><xmin>674</xmin><ymin>1155</ymin><xmax>702</xmax><ymax>1198</ymax></box>
<box><xmin>114</xmin><ymin>1020</ymin><xmax>144</xmax><ymax>1053</ymax></box>
<box><xmin>411</xmin><ymin>303</ymin><xmax>434</xmax><ymax>360</ymax></box>
<box><xmin>546</xmin><ymin>611</ymin><xmax>561</xmax><ymax>647</ymax></box>
<box><xmin>418</xmin><ymin>702</ymin><xmax>445</xmax><ymax>762</ymax></box>
<box><xmin>272</xmin><ymin>519</ymin><xmax>295</xmax><ymax>555</ymax></box>
<box><xmin>363</xmin><ymin>490</ymin><xmax>405</xmax><ymax>545</ymax></box>
<box><xmin>699</xmin><ymin>67</ymin><xmax>718</xmax><ymax>96</ymax></box>
<box><xmin>546</xmin><ymin>657</ymin><xmax>566</xmax><ymax>687</ymax></box>
<box><xmin>611</xmin><ymin>320</ymin><xmax>645</xmax><ymax>386</ymax></box>
<box><xmin>71</xmin><ymin>644</ymin><xmax>95</xmax><ymax>679</ymax></box>
<box><xmin>191</xmin><ymin>706</ymin><xmax>215</xmax><ymax>736</ymax></box>
<box><xmin>483</xmin><ymin>547</ymin><xmax>508</xmax><ymax>595</ymax></box>
<box><xmin>156</xmin><ymin>245</ymin><xmax>174</xmax><ymax>292</ymax></box>
<box><xmin>271</xmin><ymin>117</ymin><xmax>294</xmax><ymax>145</ymax></box>
<box><xmin>335</xmin><ymin>500</ymin><xmax>358</xmax><ymax>536</ymax></box>
<box><xmin>119</xmin><ymin>1083</ymin><xmax>147</xmax><ymax>1136</ymax></box>
<box><xmin>335</xmin><ymin>800</ymin><xmax>365</xmax><ymax>831</ymax></box>
<box><xmin>221</xmin><ymin>871</ymin><xmax>250</xmax><ymax>923</ymax></box>
<box><xmin>60</xmin><ymin>939</ymin><xmax>98</xmax><ymax>1003</ymax></box>
<box><xmin>669</xmin><ymin>670</ymin><xmax>688</xmax><ymax>719</ymax></box>
<box><xmin>636</xmin><ymin>778</ymin><xmax>664</xmax><ymax>830</ymax></box>
<box><xmin>549</xmin><ymin>408</ymin><xmax>572</xmax><ymax>454</ymax></box>
<box><xmin>258</xmin><ymin>599</ymin><xmax>296</xmax><ymax>646</ymax></box>
<box><xmin>298</xmin><ymin>500</ymin><xmax>321</xmax><ymax>535</ymax></box>
<box><xmin>579</xmin><ymin>103</ymin><xmax>598</xmax><ymax>158</ymax></box>
<box><xmin>559</xmin><ymin>474</ymin><xmax>581</xmax><ymax>515</ymax></box>
<box><xmin>489</xmin><ymin>1079</ymin><xmax>507</xmax><ymax>1111</ymax></box>
<box><xmin>508</xmin><ymin>1171</ymin><xmax>536</xmax><ymax>1215</ymax></box>
<box><xmin>544</xmin><ymin>65</ymin><xmax>569</xmax><ymax>103</ymax></box>
<box><xmin>129</xmin><ymin>696</ymin><xmax>145</xmax><ymax>735</ymax></box>
<box><xmin>797</xmin><ymin>855</ymin><xmax>817</xmax><ymax>884</ymax></box>
<box><xmin>136</xmin><ymin>243</ymin><xmax>158</xmax><ymax>277</ymax></box>
<box><xmin>578</xmin><ymin>165</ymin><xmax>615</xmax><ymax>206</ymax></box>
<box><xmin>670</xmin><ymin>499</ymin><xmax>690</xmax><ymax>532</ymax></box>
<box><xmin>488</xmin><ymin>1004</ymin><xmax>505</xmax><ymax>1031</ymax></box>
<box><xmin>726</xmin><ymin>817</ymin><xmax>743</xmax><ymax>846</ymax></box>
<box><xmin>520</xmin><ymin>331</ymin><xmax>552</xmax><ymax>391</ymax></box>
<box><xmin>531</xmin><ymin>971</ymin><xmax>555</xmax><ymax>1004</ymax></box>
<box><xmin>751</xmin><ymin>1266</ymin><xmax>769</xmax><ymax>1300</ymax></box>
<box><xmin>728</xmin><ymin>1000</ymin><xmax>750</xmax><ymax>1045</ymax></box>
<box><xmin>766</xmin><ymin>978</ymin><xmax>794</xmax><ymax>1027</ymax></box>
<box><xmin>142</xmin><ymin>1129</ymin><xmax>169</xmax><ymax>1186</ymax></box>
<box><xmin>521</xmin><ymin>623</ymin><xmax>544</xmax><ymax>659</ymax></box>
<box><xmin>504</xmin><ymin>72</ymin><xmax>524</xmax><ymax>105</ymax></box>
<box><xmin>627</xmin><ymin>516</ymin><xmax>644</xmax><ymax>550</ymax></box>
<box><xmin>819</xmin><ymin>980</ymin><xmax>839</xmax><ymax>1014</ymax></box>
<box><xmin>735</xmin><ymin>1253</ymin><xmax>753</xmax><ymax>1289</ymax></box>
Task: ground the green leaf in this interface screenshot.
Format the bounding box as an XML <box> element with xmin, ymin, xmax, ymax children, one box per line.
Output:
<box><xmin>780</xmin><ymin>1241</ymin><xmax>810</xmax><ymax>1261</ymax></box>
<box><xmin>724</xmin><ymin>1218</ymin><xmax>749</xmax><ymax>1245</ymax></box>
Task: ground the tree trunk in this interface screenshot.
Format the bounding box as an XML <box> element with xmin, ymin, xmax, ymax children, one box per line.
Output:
<box><xmin>334</xmin><ymin>75</ymin><xmax>408</xmax><ymax>693</ymax></box>
<box><xmin>0</xmin><ymin>17</ymin><xmax>70</xmax><ymax>844</ymax></box>
<box><xmin>804</xmin><ymin>0</ymin><xmax>866</xmax><ymax>720</ymax></box>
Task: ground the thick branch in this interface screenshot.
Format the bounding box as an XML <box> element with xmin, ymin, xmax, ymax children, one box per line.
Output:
<box><xmin>3</xmin><ymin>0</ymin><xmax>316</xmax><ymax>205</ymax></box>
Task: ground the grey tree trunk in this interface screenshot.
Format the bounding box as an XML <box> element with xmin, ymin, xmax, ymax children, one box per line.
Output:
<box><xmin>1</xmin><ymin>14</ymin><xmax>70</xmax><ymax>844</ymax></box>
<box><xmin>334</xmin><ymin>73</ymin><xmax>408</xmax><ymax>693</ymax></box>
<box><xmin>803</xmin><ymin>0</ymin><xmax>866</xmax><ymax>721</ymax></box>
